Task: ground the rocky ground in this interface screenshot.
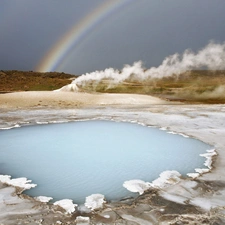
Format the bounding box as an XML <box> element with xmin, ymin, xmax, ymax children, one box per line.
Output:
<box><xmin>1</xmin><ymin>69</ymin><xmax>225</xmax><ymax>224</ymax></box>
<box><xmin>0</xmin><ymin>100</ymin><xmax>225</xmax><ymax>224</ymax></box>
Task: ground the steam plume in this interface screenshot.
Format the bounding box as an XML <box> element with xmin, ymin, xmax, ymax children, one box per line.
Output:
<box><xmin>59</xmin><ymin>41</ymin><xmax>225</xmax><ymax>91</ymax></box>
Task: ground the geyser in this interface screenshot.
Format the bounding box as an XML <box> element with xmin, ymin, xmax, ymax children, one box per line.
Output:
<box><xmin>59</xmin><ymin>41</ymin><xmax>225</xmax><ymax>92</ymax></box>
<box><xmin>0</xmin><ymin>120</ymin><xmax>211</xmax><ymax>204</ymax></box>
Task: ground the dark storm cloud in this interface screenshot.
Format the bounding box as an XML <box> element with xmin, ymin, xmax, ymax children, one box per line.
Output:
<box><xmin>60</xmin><ymin>0</ymin><xmax>225</xmax><ymax>74</ymax></box>
<box><xmin>0</xmin><ymin>0</ymin><xmax>225</xmax><ymax>74</ymax></box>
<box><xmin>0</xmin><ymin>0</ymin><xmax>104</xmax><ymax>71</ymax></box>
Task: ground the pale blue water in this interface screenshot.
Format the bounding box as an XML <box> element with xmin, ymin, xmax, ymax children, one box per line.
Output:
<box><xmin>0</xmin><ymin>120</ymin><xmax>210</xmax><ymax>204</ymax></box>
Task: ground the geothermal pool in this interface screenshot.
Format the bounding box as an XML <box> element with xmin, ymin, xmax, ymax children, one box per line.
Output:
<box><xmin>0</xmin><ymin>120</ymin><xmax>210</xmax><ymax>204</ymax></box>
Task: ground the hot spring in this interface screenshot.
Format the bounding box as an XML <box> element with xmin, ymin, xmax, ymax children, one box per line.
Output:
<box><xmin>0</xmin><ymin>120</ymin><xmax>210</xmax><ymax>204</ymax></box>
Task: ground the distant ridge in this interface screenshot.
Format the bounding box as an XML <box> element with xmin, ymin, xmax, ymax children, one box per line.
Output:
<box><xmin>58</xmin><ymin>70</ymin><xmax>225</xmax><ymax>104</ymax></box>
<box><xmin>1</xmin><ymin>70</ymin><xmax>225</xmax><ymax>104</ymax></box>
<box><xmin>0</xmin><ymin>70</ymin><xmax>77</xmax><ymax>92</ymax></box>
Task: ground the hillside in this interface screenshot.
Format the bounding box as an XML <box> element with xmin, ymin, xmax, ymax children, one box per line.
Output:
<box><xmin>1</xmin><ymin>70</ymin><xmax>225</xmax><ymax>103</ymax></box>
<box><xmin>0</xmin><ymin>70</ymin><xmax>76</xmax><ymax>92</ymax></box>
<box><xmin>77</xmin><ymin>70</ymin><xmax>225</xmax><ymax>104</ymax></box>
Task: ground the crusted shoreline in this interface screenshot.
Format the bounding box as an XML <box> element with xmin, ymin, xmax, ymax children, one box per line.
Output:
<box><xmin>0</xmin><ymin>92</ymin><xmax>225</xmax><ymax>224</ymax></box>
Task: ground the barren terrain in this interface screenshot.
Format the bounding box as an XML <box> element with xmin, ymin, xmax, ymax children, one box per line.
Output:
<box><xmin>0</xmin><ymin>70</ymin><xmax>76</xmax><ymax>92</ymax></box>
<box><xmin>77</xmin><ymin>70</ymin><xmax>225</xmax><ymax>104</ymax></box>
<box><xmin>0</xmin><ymin>70</ymin><xmax>225</xmax><ymax>224</ymax></box>
<box><xmin>1</xmin><ymin>70</ymin><xmax>225</xmax><ymax>103</ymax></box>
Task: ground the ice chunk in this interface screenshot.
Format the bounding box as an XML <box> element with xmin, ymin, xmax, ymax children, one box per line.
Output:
<box><xmin>0</xmin><ymin>175</ymin><xmax>36</xmax><ymax>190</ymax></box>
<box><xmin>195</xmin><ymin>168</ymin><xmax>210</xmax><ymax>174</ymax></box>
<box><xmin>53</xmin><ymin>199</ymin><xmax>77</xmax><ymax>214</ymax></box>
<box><xmin>200</xmin><ymin>149</ymin><xmax>217</xmax><ymax>169</ymax></box>
<box><xmin>151</xmin><ymin>170</ymin><xmax>181</xmax><ymax>188</ymax></box>
<box><xmin>123</xmin><ymin>179</ymin><xmax>151</xmax><ymax>194</ymax></box>
<box><xmin>85</xmin><ymin>194</ymin><xmax>105</xmax><ymax>210</ymax></box>
<box><xmin>187</xmin><ymin>173</ymin><xmax>199</xmax><ymax>179</ymax></box>
<box><xmin>35</xmin><ymin>196</ymin><xmax>53</xmax><ymax>203</ymax></box>
<box><xmin>187</xmin><ymin>149</ymin><xmax>217</xmax><ymax>179</ymax></box>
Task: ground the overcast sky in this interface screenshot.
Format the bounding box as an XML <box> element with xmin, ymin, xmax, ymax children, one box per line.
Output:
<box><xmin>1</xmin><ymin>0</ymin><xmax>225</xmax><ymax>75</ymax></box>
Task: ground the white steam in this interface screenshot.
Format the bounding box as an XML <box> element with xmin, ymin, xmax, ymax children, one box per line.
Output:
<box><xmin>59</xmin><ymin>41</ymin><xmax>225</xmax><ymax>92</ymax></box>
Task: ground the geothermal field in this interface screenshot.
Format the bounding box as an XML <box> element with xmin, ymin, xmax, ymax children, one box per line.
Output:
<box><xmin>1</xmin><ymin>43</ymin><xmax>225</xmax><ymax>224</ymax></box>
<box><xmin>0</xmin><ymin>69</ymin><xmax>225</xmax><ymax>224</ymax></box>
<box><xmin>0</xmin><ymin>95</ymin><xmax>225</xmax><ymax>224</ymax></box>
<box><xmin>2</xmin><ymin>0</ymin><xmax>225</xmax><ymax>223</ymax></box>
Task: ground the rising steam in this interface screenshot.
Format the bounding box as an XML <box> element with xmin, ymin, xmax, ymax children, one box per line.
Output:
<box><xmin>59</xmin><ymin>41</ymin><xmax>225</xmax><ymax>92</ymax></box>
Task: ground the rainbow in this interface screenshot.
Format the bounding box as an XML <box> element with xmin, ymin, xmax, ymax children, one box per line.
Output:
<box><xmin>36</xmin><ymin>0</ymin><xmax>134</xmax><ymax>72</ymax></box>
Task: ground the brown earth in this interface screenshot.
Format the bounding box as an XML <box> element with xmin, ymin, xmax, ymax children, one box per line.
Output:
<box><xmin>1</xmin><ymin>70</ymin><xmax>225</xmax><ymax>103</ymax></box>
<box><xmin>78</xmin><ymin>70</ymin><xmax>225</xmax><ymax>104</ymax></box>
<box><xmin>0</xmin><ymin>70</ymin><xmax>77</xmax><ymax>92</ymax></box>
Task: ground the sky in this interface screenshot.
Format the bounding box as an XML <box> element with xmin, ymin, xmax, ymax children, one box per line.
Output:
<box><xmin>1</xmin><ymin>0</ymin><xmax>225</xmax><ymax>75</ymax></box>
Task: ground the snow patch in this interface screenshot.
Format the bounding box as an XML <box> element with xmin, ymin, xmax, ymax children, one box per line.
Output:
<box><xmin>167</xmin><ymin>130</ymin><xmax>189</xmax><ymax>138</ymax></box>
<box><xmin>123</xmin><ymin>179</ymin><xmax>151</xmax><ymax>195</ymax></box>
<box><xmin>35</xmin><ymin>196</ymin><xmax>53</xmax><ymax>203</ymax></box>
<box><xmin>187</xmin><ymin>149</ymin><xmax>216</xmax><ymax>179</ymax></box>
<box><xmin>85</xmin><ymin>194</ymin><xmax>105</xmax><ymax>210</ymax></box>
<box><xmin>195</xmin><ymin>168</ymin><xmax>210</xmax><ymax>174</ymax></box>
<box><xmin>75</xmin><ymin>216</ymin><xmax>90</xmax><ymax>223</ymax></box>
<box><xmin>53</xmin><ymin>199</ymin><xmax>77</xmax><ymax>214</ymax></box>
<box><xmin>0</xmin><ymin>124</ymin><xmax>20</xmax><ymax>130</ymax></box>
<box><xmin>36</xmin><ymin>121</ymin><xmax>49</xmax><ymax>124</ymax></box>
<box><xmin>200</xmin><ymin>149</ymin><xmax>217</xmax><ymax>169</ymax></box>
<box><xmin>123</xmin><ymin>171</ymin><xmax>182</xmax><ymax>194</ymax></box>
<box><xmin>0</xmin><ymin>175</ymin><xmax>36</xmax><ymax>190</ymax></box>
<box><xmin>151</xmin><ymin>170</ymin><xmax>181</xmax><ymax>188</ymax></box>
<box><xmin>187</xmin><ymin>173</ymin><xmax>200</xmax><ymax>179</ymax></box>
<box><xmin>188</xmin><ymin>149</ymin><xmax>217</xmax><ymax>179</ymax></box>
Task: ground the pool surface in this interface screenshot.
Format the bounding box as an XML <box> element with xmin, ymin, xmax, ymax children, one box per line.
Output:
<box><xmin>0</xmin><ymin>120</ymin><xmax>210</xmax><ymax>203</ymax></box>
